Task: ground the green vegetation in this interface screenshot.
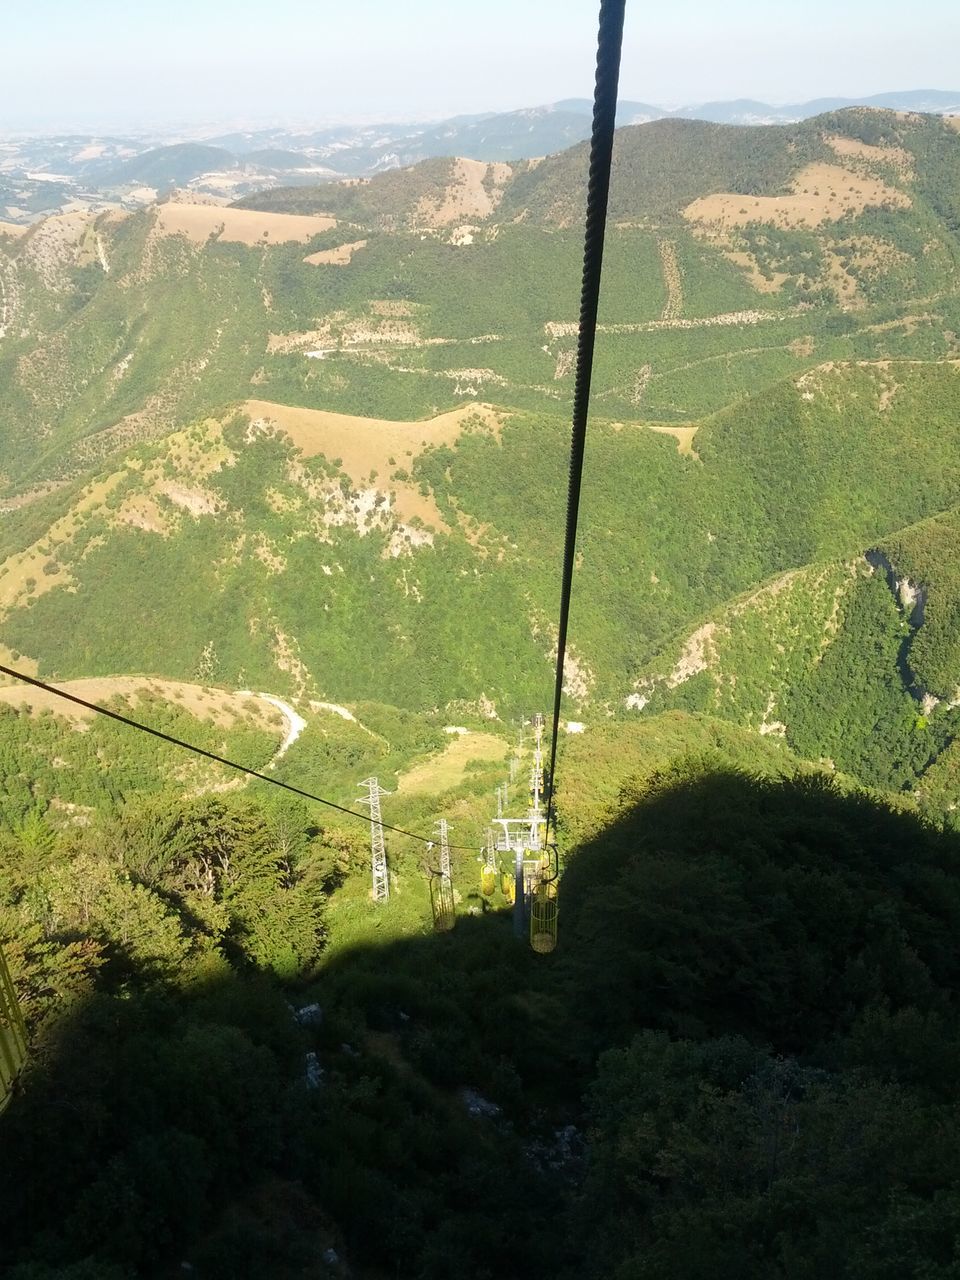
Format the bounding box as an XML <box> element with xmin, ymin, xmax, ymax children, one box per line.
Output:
<box><xmin>6</xmin><ymin>744</ymin><xmax>960</xmax><ymax>1276</ymax></box>
<box><xmin>4</xmin><ymin>107</ymin><xmax>960</xmax><ymax>1275</ymax></box>
<box><xmin>100</xmin><ymin>143</ymin><xmax>238</xmax><ymax>188</ymax></box>
<box><xmin>0</xmin><ymin>695</ymin><xmax>279</xmax><ymax>825</ymax></box>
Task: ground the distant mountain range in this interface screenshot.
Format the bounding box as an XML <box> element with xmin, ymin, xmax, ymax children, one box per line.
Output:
<box><xmin>2</xmin><ymin>90</ymin><xmax>959</xmax><ymax>223</ymax></box>
<box><xmin>205</xmin><ymin>90</ymin><xmax>960</xmax><ymax>173</ymax></box>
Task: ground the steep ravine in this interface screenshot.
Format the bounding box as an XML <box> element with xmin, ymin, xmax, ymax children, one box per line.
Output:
<box><xmin>865</xmin><ymin>547</ymin><xmax>929</xmax><ymax>701</ymax></box>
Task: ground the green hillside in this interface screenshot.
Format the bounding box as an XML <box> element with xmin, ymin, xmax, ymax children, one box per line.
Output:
<box><xmin>6</xmin><ymin>736</ymin><xmax>960</xmax><ymax>1276</ymax></box>
<box><xmin>100</xmin><ymin>143</ymin><xmax>238</xmax><ymax>187</ymax></box>
<box><xmin>6</xmin><ymin>107</ymin><xmax>960</xmax><ymax>1277</ymax></box>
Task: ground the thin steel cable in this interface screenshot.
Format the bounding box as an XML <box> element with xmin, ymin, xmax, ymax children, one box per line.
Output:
<box><xmin>0</xmin><ymin>663</ymin><xmax>479</xmax><ymax>851</ymax></box>
<box><xmin>544</xmin><ymin>0</ymin><xmax>627</xmax><ymax>843</ymax></box>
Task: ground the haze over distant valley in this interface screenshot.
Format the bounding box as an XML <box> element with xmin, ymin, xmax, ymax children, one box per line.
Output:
<box><xmin>2</xmin><ymin>89</ymin><xmax>959</xmax><ymax>225</ymax></box>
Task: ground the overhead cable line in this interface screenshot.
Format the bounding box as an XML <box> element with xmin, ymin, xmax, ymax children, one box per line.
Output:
<box><xmin>0</xmin><ymin>663</ymin><xmax>478</xmax><ymax>851</ymax></box>
<box><xmin>544</xmin><ymin>0</ymin><xmax>627</xmax><ymax>842</ymax></box>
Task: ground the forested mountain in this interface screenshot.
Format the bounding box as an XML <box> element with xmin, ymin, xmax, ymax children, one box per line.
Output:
<box><xmin>96</xmin><ymin>142</ymin><xmax>240</xmax><ymax>188</ymax></box>
<box><xmin>6</xmin><ymin>107</ymin><xmax>960</xmax><ymax>1275</ymax></box>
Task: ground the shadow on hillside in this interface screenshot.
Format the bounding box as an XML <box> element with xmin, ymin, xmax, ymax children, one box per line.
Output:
<box><xmin>4</xmin><ymin>765</ymin><xmax>960</xmax><ymax>1279</ymax></box>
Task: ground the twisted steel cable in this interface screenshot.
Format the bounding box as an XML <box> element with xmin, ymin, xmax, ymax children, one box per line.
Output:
<box><xmin>544</xmin><ymin>0</ymin><xmax>627</xmax><ymax>850</ymax></box>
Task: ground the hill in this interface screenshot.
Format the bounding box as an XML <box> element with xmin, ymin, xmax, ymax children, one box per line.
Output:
<box><xmin>7</xmin><ymin>99</ymin><xmax>960</xmax><ymax>1278</ymax></box>
<box><xmin>236</xmin><ymin>108</ymin><xmax>960</xmax><ymax>229</ymax></box>
<box><xmin>3</xmin><ymin>110</ymin><xmax>960</xmax><ymax>799</ymax></box>
<box><xmin>98</xmin><ymin>142</ymin><xmax>239</xmax><ymax>188</ymax></box>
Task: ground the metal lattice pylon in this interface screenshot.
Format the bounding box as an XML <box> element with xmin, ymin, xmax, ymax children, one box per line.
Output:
<box><xmin>435</xmin><ymin>818</ymin><xmax>452</xmax><ymax>883</ymax></box>
<box><xmin>357</xmin><ymin>777</ymin><xmax>391</xmax><ymax>902</ymax></box>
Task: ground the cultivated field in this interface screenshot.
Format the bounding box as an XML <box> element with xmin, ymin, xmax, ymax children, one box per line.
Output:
<box><xmin>154</xmin><ymin>203</ymin><xmax>337</xmax><ymax>245</ymax></box>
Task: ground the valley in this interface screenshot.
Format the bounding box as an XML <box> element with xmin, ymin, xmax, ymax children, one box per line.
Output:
<box><xmin>4</xmin><ymin>108</ymin><xmax>960</xmax><ymax>817</ymax></box>
<box><xmin>6</xmin><ymin>101</ymin><xmax>960</xmax><ymax>1277</ymax></box>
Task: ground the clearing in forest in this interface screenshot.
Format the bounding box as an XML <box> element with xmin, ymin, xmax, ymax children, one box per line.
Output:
<box><xmin>682</xmin><ymin>162</ymin><xmax>909</xmax><ymax>230</ymax></box>
<box><xmin>824</xmin><ymin>134</ymin><xmax>914</xmax><ymax>175</ymax></box>
<box><xmin>243</xmin><ymin>399</ymin><xmax>502</xmax><ymax>526</ymax></box>
<box><xmin>397</xmin><ymin>731</ymin><xmax>509</xmax><ymax>793</ymax></box>
<box><xmin>0</xmin><ymin>676</ymin><xmax>285</xmax><ymax>734</ymax></box>
<box><xmin>644</xmin><ymin>424</ymin><xmax>700</xmax><ymax>458</ymax></box>
<box><xmin>304</xmin><ymin>239</ymin><xmax>367</xmax><ymax>265</ymax></box>
<box><xmin>153</xmin><ymin>203</ymin><xmax>337</xmax><ymax>246</ymax></box>
<box><xmin>415</xmin><ymin>158</ymin><xmax>512</xmax><ymax>226</ymax></box>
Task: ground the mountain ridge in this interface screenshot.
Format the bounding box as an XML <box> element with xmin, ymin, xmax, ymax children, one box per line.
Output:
<box><xmin>3</xmin><ymin>91</ymin><xmax>960</xmax><ymax>226</ymax></box>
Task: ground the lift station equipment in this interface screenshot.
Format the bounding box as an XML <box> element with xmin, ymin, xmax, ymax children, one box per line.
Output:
<box><xmin>483</xmin><ymin>713</ymin><xmax>558</xmax><ymax>950</ymax></box>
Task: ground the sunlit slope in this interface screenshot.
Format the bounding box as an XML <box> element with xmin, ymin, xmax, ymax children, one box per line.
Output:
<box><xmin>1</xmin><ymin>362</ymin><xmax>960</xmax><ymax>745</ymax></box>
<box><xmin>242</xmin><ymin>108</ymin><xmax>960</xmax><ymax>304</ymax></box>
<box><xmin>3</xmin><ymin>110</ymin><xmax>960</xmax><ymax>497</ymax></box>
<box><xmin>0</xmin><ymin>678</ymin><xmax>283</xmax><ymax>825</ymax></box>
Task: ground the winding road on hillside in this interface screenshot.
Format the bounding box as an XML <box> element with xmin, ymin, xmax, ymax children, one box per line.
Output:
<box><xmin>238</xmin><ymin>690</ymin><xmax>306</xmax><ymax>761</ymax></box>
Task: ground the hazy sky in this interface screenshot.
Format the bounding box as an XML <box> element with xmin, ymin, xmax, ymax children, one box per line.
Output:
<box><xmin>3</xmin><ymin>0</ymin><xmax>959</xmax><ymax>130</ymax></box>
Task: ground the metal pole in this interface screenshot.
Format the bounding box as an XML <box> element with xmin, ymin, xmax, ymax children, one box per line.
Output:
<box><xmin>513</xmin><ymin>843</ymin><xmax>525</xmax><ymax>938</ymax></box>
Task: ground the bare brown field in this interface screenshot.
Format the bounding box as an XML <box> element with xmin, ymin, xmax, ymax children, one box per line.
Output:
<box><xmin>154</xmin><ymin>204</ymin><xmax>336</xmax><ymax>246</ymax></box>
<box><xmin>721</xmin><ymin>249</ymin><xmax>789</xmax><ymax>293</ymax></box>
<box><xmin>683</xmin><ymin>162</ymin><xmax>909</xmax><ymax>230</ymax></box>
<box><xmin>243</xmin><ymin>399</ymin><xmax>502</xmax><ymax>526</ymax></box>
<box><xmin>0</xmin><ymin>676</ymin><xmax>285</xmax><ymax>734</ymax></box>
<box><xmin>645</xmin><ymin>424</ymin><xmax>700</xmax><ymax>458</ymax></box>
<box><xmin>22</xmin><ymin>211</ymin><xmax>96</xmax><ymax>285</ymax></box>
<box><xmin>0</xmin><ymin>645</ymin><xmax>36</xmax><ymax>676</ymax></box>
<box><xmin>825</xmin><ymin>134</ymin><xmax>914</xmax><ymax>175</ymax></box>
<box><xmin>0</xmin><ymin>222</ymin><xmax>27</xmax><ymax>238</ymax></box>
<box><xmin>947</xmin><ymin>117</ymin><xmax>960</xmax><ymax>133</ymax></box>
<box><xmin>304</xmin><ymin>239</ymin><xmax>367</xmax><ymax>265</ymax></box>
<box><xmin>415</xmin><ymin>158</ymin><xmax>512</xmax><ymax>226</ymax></box>
<box><xmin>397</xmin><ymin>731</ymin><xmax>508</xmax><ymax>793</ymax></box>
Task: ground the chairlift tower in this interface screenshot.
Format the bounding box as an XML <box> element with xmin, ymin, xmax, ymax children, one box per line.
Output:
<box><xmin>531</xmin><ymin>711</ymin><xmax>545</xmax><ymax>820</ymax></box>
<box><xmin>485</xmin><ymin>712</ymin><xmax>553</xmax><ymax>943</ymax></box>
<box><xmin>430</xmin><ymin>817</ymin><xmax>456</xmax><ymax>931</ymax></box>
<box><xmin>357</xmin><ymin>776</ymin><xmax>391</xmax><ymax>903</ymax></box>
<box><xmin>436</xmin><ymin>818</ymin><xmax>451</xmax><ymax>883</ymax></box>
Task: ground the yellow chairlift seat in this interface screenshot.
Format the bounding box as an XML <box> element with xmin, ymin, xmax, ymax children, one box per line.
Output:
<box><xmin>501</xmin><ymin>872</ymin><xmax>515</xmax><ymax>905</ymax></box>
<box><xmin>430</xmin><ymin>874</ymin><xmax>456</xmax><ymax>933</ymax></box>
<box><xmin>480</xmin><ymin>864</ymin><xmax>497</xmax><ymax>896</ymax></box>
<box><xmin>530</xmin><ymin>880</ymin><xmax>559</xmax><ymax>954</ymax></box>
